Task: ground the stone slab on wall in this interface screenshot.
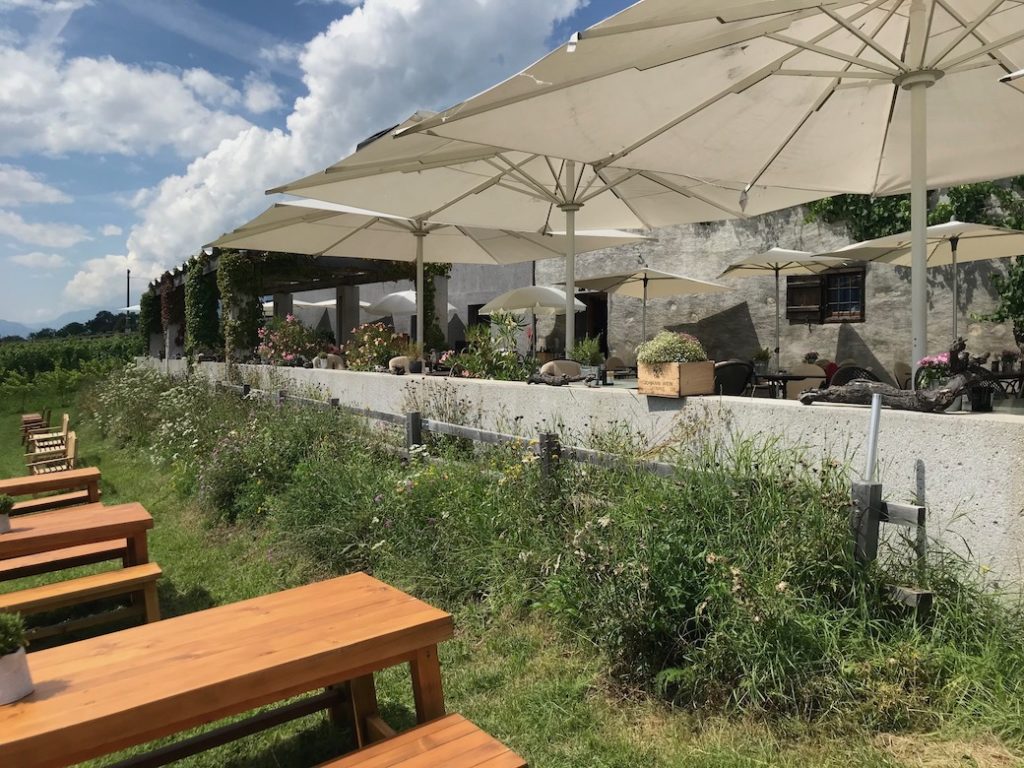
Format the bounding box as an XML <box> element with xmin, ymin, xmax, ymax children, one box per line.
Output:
<box><xmin>152</xmin><ymin>358</ymin><xmax>1024</xmax><ymax>587</ymax></box>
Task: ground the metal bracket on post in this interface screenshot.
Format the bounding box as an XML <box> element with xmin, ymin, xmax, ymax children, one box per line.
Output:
<box><xmin>850</xmin><ymin>481</ymin><xmax>883</xmax><ymax>565</ymax></box>
<box><xmin>405</xmin><ymin>411</ymin><xmax>423</xmax><ymax>452</ymax></box>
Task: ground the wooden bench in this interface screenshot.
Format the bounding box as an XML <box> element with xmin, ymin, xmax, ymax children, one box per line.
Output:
<box><xmin>0</xmin><ymin>539</ymin><xmax>128</xmax><ymax>581</ymax></box>
<box><xmin>26</xmin><ymin>432</ymin><xmax>77</xmax><ymax>475</ymax></box>
<box><xmin>318</xmin><ymin>714</ymin><xmax>526</xmax><ymax>768</ymax></box>
<box><xmin>0</xmin><ymin>562</ymin><xmax>161</xmax><ymax>640</ymax></box>
<box><xmin>0</xmin><ymin>467</ymin><xmax>102</xmax><ymax>514</ymax></box>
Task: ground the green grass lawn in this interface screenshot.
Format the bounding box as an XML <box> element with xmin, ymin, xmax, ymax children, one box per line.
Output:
<box><xmin>1</xmin><ymin>410</ymin><xmax>1017</xmax><ymax>768</ymax></box>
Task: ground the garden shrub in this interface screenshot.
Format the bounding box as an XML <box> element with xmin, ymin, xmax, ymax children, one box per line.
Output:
<box><xmin>346</xmin><ymin>322</ymin><xmax>403</xmax><ymax>371</ymax></box>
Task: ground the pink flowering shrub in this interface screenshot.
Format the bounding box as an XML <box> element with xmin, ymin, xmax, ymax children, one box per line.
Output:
<box><xmin>346</xmin><ymin>322</ymin><xmax>403</xmax><ymax>371</ymax></box>
<box><xmin>257</xmin><ymin>315</ymin><xmax>319</xmax><ymax>366</ymax></box>
<box><xmin>916</xmin><ymin>351</ymin><xmax>950</xmax><ymax>388</ymax></box>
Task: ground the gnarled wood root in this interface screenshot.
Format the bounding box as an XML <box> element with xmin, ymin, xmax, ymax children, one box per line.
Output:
<box><xmin>798</xmin><ymin>374</ymin><xmax>978</xmax><ymax>412</ymax></box>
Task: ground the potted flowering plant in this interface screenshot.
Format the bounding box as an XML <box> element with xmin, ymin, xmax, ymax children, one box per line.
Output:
<box><xmin>0</xmin><ymin>612</ymin><xmax>33</xmax><ymax>705</ymax></box>
<box><xmin>257</xmin><ymin>315</ymin><xmax>319</xmax><ymax>366</ymax></box>
<box><xmin>916</xmin><ymin>352</ymin><xmax>951</xmax><ymax>389</ymax></box>
<box><xmin>803</xmin><ymin>351</ymin><xmax>819</xmax><ymax>365</ymax></box>
<box><xmin>636</xmin><ymin>331</ymin><xmax>714</xmax><ymax>397</ymax></box>
<box><xmin>0</xmin><ymin>494</ymin><xmax>12</xmax><ymax>534</ymax></box>
<box><xmin>571</xmin><ymin>334</ymin><xmax>604</xmax><ymax>377</ymax></box>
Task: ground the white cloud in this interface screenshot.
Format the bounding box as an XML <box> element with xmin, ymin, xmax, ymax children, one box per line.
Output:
<box><xmin>66</xmin><ymin>0</ymin><xmax>584</xmax><ymax>306</ymax></box>
<box><xmin>0</xmin><ymin>210</ymin><xmax>89</xmax><ymax>247</ymax></box>
<box><xmin>9</xmin><ymin>251</ymin><xmax>67</xmax><ymax>270</ymax></box>
<box><xmin>0</xmin><ymin>163</ymin><xmax>70</xmax><ymax>206</ymax></box>
<box><xmin>182</xmin><ymin>67</ymin><xmax>240</xmax><ymax>108</ymax></box>
<box><xmin>0</xmin><ymin>0</ymin><xmax>90</xmax><ymax>12</ymax></box>
<box><xmin>101</xmin><ymin>224</ymin><xmax>123</xmax><ymax>236</ymax></box>
<box><xmin>243</xmin><ymin>74</ymin><xmax>283</xmax><ymax>114</ymax></box>
<box><xmin>0</xmin><ymin>46</ymin><xmax>253</xmax><ymax>157</ymax></box>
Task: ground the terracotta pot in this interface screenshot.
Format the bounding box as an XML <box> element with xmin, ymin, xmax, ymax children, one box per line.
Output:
<box><xmin>0</xmin><ymin>648</ymin><xmax>33</xmax><ymax>705</ymax></box>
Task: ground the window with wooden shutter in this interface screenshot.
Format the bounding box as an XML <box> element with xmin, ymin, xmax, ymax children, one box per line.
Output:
<box><xmin>786</xmin><ymin>267</ymin><xmax>866</xmax><ymax>324</ymax></box>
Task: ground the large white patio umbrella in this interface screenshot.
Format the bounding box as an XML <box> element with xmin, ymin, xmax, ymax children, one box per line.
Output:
<box><xmin>404</xmin><ymin>0</ymin><xmax>1024</xmax><ymax>371</ymax></box>
<box><xmin>719</xmin><ymin>249</ymin><xmax>848</xmax><ymax>369</ymax></box>
<box><xmin>479</xmin><ymin>286</ymin><xmax>584</xmax><ymax>316</ymax></box>
<box><xmin>365</xmin><ymin>290</ymin><xmax>457</xmax><ymax>320</ymax></box>
<box><xmin>207</xmin><ymin>200</ymin><xmax>643</xmax><ymax>350</ymax></box>
<box><xmin>813</xmin><ymin>221</ymin><xmax>1024</xmax><ymax>344</ymax></box>
<box><xmin>572</xmin><ymin>269</ymin><xmax>729</xmax><ymax>341</ymax></box>
<box><xmin>269</xmin><ymin>112</ymin><xmax>825</xmax><ymax>352</ymax></box>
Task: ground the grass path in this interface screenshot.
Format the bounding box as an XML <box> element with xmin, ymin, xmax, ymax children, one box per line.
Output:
<box><xmin>3</xmin><ymin>409</ymin><xmax>1007</xmax><ymax>767</ymax></box>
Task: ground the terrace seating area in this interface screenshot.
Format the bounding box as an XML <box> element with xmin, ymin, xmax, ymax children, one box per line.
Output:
<box><xmin>0</xmin><ymin>409</ymin><xmax>526</xmax><ymax>768</ymax></box>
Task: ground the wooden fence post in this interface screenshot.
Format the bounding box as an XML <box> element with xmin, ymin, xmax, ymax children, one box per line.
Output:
<box><xmin>405</xmin><ymin>411</ymin><xmax>423</xmax><ymax>451</ymax></box>
<box><xmin>241</xmin><ymin>384</ymin><xmax>251</xmax><ymax>397</ymax></box>
<box><xmin>538</xmin><ymin>432</ymin><xmax>561</xmax><ymax>482</ymax></box>
<box><xmin>329</xmin><ymin>398</ymin><xmax>339</xmax><ymax>408</ymax></box>
<box><xmin>277</xmin><ymin>390</ymin><xmax>287</xmax><ymax>407</ymax></box>
<box><xmin>850</xmin><ymin>481</ymin><xmax>882</xmax><ymax>565</ymax></box>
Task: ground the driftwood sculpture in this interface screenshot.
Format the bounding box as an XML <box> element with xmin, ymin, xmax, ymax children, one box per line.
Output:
<box><xmin>798</xmin><ymin>339</ymin><xmax>993</xmax><ymax>412</ymax></box>
<box><xmin>527</xmin><ymin>372</ymin><xmax>594</xmax><ymax>386</ymax></box>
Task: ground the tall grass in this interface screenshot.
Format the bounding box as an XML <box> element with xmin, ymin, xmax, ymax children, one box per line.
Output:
<box><xmin>81</xmin><ymin>364</ymin><xmax>1024</xmax><ymax>743</ymax></box>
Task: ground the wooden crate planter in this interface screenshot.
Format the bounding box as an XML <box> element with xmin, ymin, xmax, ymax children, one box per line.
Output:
<box><xmin>638</xmin><ymin>361</ymin><xmax>715</xmax><ymax>398</ymax></box>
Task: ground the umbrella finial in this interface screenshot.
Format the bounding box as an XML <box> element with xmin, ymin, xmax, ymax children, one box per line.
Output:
<box><xmin>566</xmin><ymin>32</ymin><xmax>579</xmax><ymax>54</ymax></box>
<box><xmin>739</xmin><ymin>186</ymin><xmax>750</xmax><ymax>212</ymax></box>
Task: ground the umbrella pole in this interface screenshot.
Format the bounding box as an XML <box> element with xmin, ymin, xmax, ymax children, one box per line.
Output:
<box><xmin>950</xmin><ymin>236</ymin><xmax>959</xmax><ymax>344</ymax></box>
<box><xmin>562</xmin><ymin>160</ymin><xmax>580</xmax><ymax>355</ymax></box>
<box><xmin>414</xmin><ymin>228</ymin><xmax>426</xmax><ymax>358</ymax></box>
<box><xmin>905</xmin><ymin>0</ymin><xmax>936</xmax><ymax>385</ymax></box>
<box><xmin>642</xmin><ymin>275</ymin><xmax>648</xmax><ymax>342</ymax></box>
<box><xmin>774</xmin><ymin>268</ymin><xmax>781</xmax><ymax>372</ymax></box>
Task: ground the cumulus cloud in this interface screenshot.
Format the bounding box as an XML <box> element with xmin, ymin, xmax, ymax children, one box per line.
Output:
<box><xmin>9</xmin><ymin>251</ymin><xmax>68</xmax><ymax>270</ymax></box>
<box><xmin>243</xmin><ymin>74</ymin><xmax>283</xmax><ymax>114</ymax></box>
<box><xmin>0</xmin><ymin>163</ymin><xmax>70</xmax><ymax>206</ymax></box>
<box><xmin>66</xmin><ymin>0</ymin><xmax>583</xmax><ymax>306</ymax></box>
<box><xmin>0</xmin><ymin>46</ymin><xmax>253</xmax><ymax>157</ymax></box>
<box><xmin>182</xmin><ymin>67</ymin><xmax>240</xmax><ymax>108</ymax></box>
<box><xmin>101</xmin><ymin>224</ymin><xmax>123</xmax><ymax>236</ymax></box>
<box><xmin>0</xmin><ymin>210</ymin><xmax>89</xmax><ymax>247</ymax></box>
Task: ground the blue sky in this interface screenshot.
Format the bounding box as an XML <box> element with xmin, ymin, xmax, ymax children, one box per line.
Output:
<box><xmin>0</xmin><ymin>0</ymin><xmax>630</xmax><ymax>326</ymax></box>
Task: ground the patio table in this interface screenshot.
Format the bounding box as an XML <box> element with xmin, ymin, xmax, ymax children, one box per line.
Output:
<box><xmin>754</xmin><ymin>372</ymin><xmax>821</xmax><ymax>399</ymax></box>
<box><xmin>0</xmin><ymin>572</ymin><xmax>453</xmax><ymax>768</ymax></box>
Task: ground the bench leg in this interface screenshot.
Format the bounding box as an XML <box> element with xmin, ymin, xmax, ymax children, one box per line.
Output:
<box><xmin>142</xmin><ymin>582</ymin><xmax>161</xmax><ymax>622</ymax></box>
<box><xmin>410</xmin><ymin>645</ymin><xmax>445</xmax><ymax>724</ymax></box>
<box><xmin>126</xmin><ymin>532</ymin><xmax>149</xmax><ymax>566</ymax></box>
<box><xmin>349</xmin><ymin>674</ymin><xmax>389</xmax><ymax>747</ymax></box>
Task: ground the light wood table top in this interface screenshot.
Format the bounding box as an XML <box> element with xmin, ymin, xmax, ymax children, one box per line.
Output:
<box><xmin>0</xmin><ymin>467</ymin><xmax>101</xmax><ymax>499</ymax></box>
<box><xmin>0</xmin><ymin>572</ymin><xmax>453</xmax><ymax>768</ymax></box>
<box><xmin>0</xmin><ymin>502</ymin><xmax>151</xmax><ymax>562</ymax></box>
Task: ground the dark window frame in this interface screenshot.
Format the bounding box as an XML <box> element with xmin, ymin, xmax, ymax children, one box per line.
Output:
<box><xmin>785</xmin><ymin>266</ymin><xmax>866</xmax><ymax>325</ymax></box>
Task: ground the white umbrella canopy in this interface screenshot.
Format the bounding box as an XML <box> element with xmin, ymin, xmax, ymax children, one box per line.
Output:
<box><xmin>118</xmin><ymin>305</ymin><xmax>140</xmax><ymax>313</ymax></box>
<box><xmin>813</xmin><ymin>220</ymin><xmax>1024</xmax><ymax>343</ymax></box>
<box><xmin>365</xmin><ymin>290</ymin><xmax>457</xmax><ymax>318</ymax></box>
<box><xmin>208</xmin><ymin>200</ymin><xmax>643</xmax><ymax>348</ymax></box>
<box><xmin>573</xmin><ymin>268</ymin><xmax>729</xmax><ymax>341</ymax></box>
<box><xmin>406</xmin><ymin>0</ymin><xmax>1024</xmax><ymax>369</ymax></box>
<box><xmin>720</xmin><ymin>248</ymin><xmax>849</xmax><ymax>369</ymax></box>
<box><xmin>308</xmin><ymin>298</ymin><xmax>372</xmax><ymax>309</ymax></box>
<box><xmin>270</xmin><ymin>111</ymin><xmax>825</xmax><ymax>349</ymax></box>
<box><xmin>479</xmin><ymin>286</ymin><xmax>585</xmax><ymax>316</ymax></box>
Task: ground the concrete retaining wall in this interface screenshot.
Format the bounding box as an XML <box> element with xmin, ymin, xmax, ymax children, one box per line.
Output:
<box><xmin>151</xmin><ymin>358</ymin><xmax>1024</xmax><ymax>587</ymax></box>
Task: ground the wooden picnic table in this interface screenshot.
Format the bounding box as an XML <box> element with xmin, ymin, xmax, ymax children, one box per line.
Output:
<box><xmin>0</xmin><ymin>572</ymin><xmax>453</xmax><ymax>768</ymax></box>
<box><xmin>0</xmin><ymin>502</ymin><xmax>151</xmax><ymax>566</ymax></box>
<box><xmin>0</xmin><ymin>467</ymin><xmax>102</xmax><ymax>514</ymax></box>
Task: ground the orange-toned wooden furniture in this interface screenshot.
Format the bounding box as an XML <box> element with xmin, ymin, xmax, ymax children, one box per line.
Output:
<box><xmin>25</xmin><ymin>431</ymin><xmax>77</xmax><ymax>475</ymax></box>
<box><xmin>0</xmin><ymin>562</ymin><xmax>161</xmax><ymax>640</ymax></box>
<box><xmin>0</xmin><ymin>502</ymin><xmax>151</xmax><ymax>568</ymax></box>
<box><xmin>0</xmin><ymin>573</ymin><xmax>453</xmax><ymax>768</ymax></box>
<box><xmin>0</xmin><ymin>466</ymin><xmax>102</xmax><ymax>515</ymax></box>
<box><xmin>317</xmin><ymin>714</ymin><xmax>527</xmax><ymax>768</ymax></box>
<box><xmin>25</xmin><ymin>413</ymin><xmax>69</xmax><ymax>452</ymax></box>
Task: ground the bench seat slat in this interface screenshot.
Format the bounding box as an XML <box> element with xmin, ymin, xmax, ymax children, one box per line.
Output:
<box><xmin>318</xmin><ymin>715</ymin><xmax>526</xmax><ymax>768</ymax></box>
<box><xmin>0</xmin><ymin>562</ymin><xmax>161</xmax><ymax>615</ymax></box>
<box><xmin>0</xmin><ymin>539</ymin><xmax>127</xmax><ymax>581</ymax></box>
<box><xmin>11</xmin><ymin>489</ymin><xmax>96</xmax><ymax>515</ymax></box>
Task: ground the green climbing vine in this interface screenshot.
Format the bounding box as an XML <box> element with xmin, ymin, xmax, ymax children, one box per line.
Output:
<box><xmin>138</xmin><ymin>289</ymin><xmax>161</xmax><ymax>346</ymax></box>
<box><xmin>421</xmin><ymin>263</ymin><xmax>450</xmax><ymax>352</ymax></box>
<box><xmin>216</xmin><ymin>249</ymin><xmax>263</xmax><ymax>364</ymax></box>
<box><xmin>184</xmin><ymin>253</ymin><xmax>222</xmax><ymax>359</ymax></box>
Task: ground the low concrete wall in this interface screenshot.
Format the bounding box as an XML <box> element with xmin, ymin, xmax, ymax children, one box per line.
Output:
<box><xmin>151</xmin><ymin>359</ymin><xmax>1024</xmax><ymax>586</ymax></box>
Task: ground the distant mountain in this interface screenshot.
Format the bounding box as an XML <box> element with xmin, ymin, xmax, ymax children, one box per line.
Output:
<box><xmin>0</xmin><ymin>319</ymin><xmax>33</xmax><ymax>338</ymax></box>
<box><xmin>35</xmin><ymin>307</ymin><xmax>108</xmax><ymax>331</ymax></box>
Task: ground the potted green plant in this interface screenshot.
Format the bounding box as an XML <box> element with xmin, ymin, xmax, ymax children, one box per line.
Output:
<box><xmin>803</xmin><ymin>351</ymin><xmax>819</xmax><ymax>365</ymax></box>
<box><xmin>752</xmin><ymin>347</ymin><xmax>771</xmax><ymax>373</ymax></box>
<box><xmin>1001</xmin><ymin>349</ymin><xmax>1019</xmax><ymax>373</ymax></box>
<box><xmin>0</xmin><ymin>495</ymin><xmax>12</xmax><ymax>534</ymax></box>
<box><xmin>570</xmin><ymin>335</ymin><xmax>604</xmax><ymax>378</ymax></box>
<box><xmin>636</xmin><ymin>331</ymin><xmax>714</xmax><ymax>397</ymax></box>
<box><xmin>0</xmin><ymin>612</ymin><xmax>33</xmax><ymax>705</ymax></box>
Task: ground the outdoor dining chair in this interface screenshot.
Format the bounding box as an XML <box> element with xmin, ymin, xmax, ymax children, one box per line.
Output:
<box><xmin>830</xmin><ymin>366</ymin><xmax>881</xmax><ymax>387</ymax></box>
<box><xmin>713</xmin><ymin>360</ymin><xmax>754</xmax><ymax>396</ymax></box>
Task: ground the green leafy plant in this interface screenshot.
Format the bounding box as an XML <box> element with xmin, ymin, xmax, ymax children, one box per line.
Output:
<box><xmin>0</xmin><ymin>494</ymin><xmax>13</xmax><ymax>517</ymax></box>
<box><xmin>346</xmin><ymin>322</ymin><xmax>403</xmax><ymax>371</ymax></box>
<box><xmin>450</xmin><ymin>312</ymin><xmax>532</xmax><ymax>380</ymax></box>
<box><xmin>184</xmin><ymin>253</ymin><xmax>222</xmax><ymax>359</ymax></box>
<box><xmin>138</xmin><ymin>289</ymin><xmax>161</xmax><ymax>344</ymax></box>
<box><xmin>0</xmin><ymin>612</ymin><xmax>26</xmax><ymax>657</ymax></box>
<box><xmin>257</xmin><ymin>315</ymin><xmax>319</xmax><ymax>366</ymax></box>
<box><xmin>636</xmin><ymin>331</ymin><xmax>708</xmax><ymax>367</ymax></box>
<box><xmin>753</xmin><ymin>348</ymin><xmax>772</xmax><ymax>363</ymax></box>
<box><xmin>977</xmin><ymin>256</ymin><xmax>1024</xmax><ymax>347</ymax></box>
<box><xmin>570</xmin><ymin>335</ymin><xmax>604</xmax><ymax>366</ymax></box>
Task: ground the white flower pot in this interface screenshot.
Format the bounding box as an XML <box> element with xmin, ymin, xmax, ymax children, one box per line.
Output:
<box><xmin>0</xmin><ymin>514</ymin><xmax>10</xmax><ymax>534</ymax></box>
<box><xmin>0</xmin><ymin>648</ymin><xmax>34</xmax><ymax>705</ymax></box>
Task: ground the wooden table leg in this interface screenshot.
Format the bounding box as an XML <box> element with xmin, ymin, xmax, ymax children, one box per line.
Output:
<box><xmin>87</xmin><ymin>479</ymin><xmax>100</xmax><ymax>503</ymax></box>
<box><xmin>126</xmin><ymin>531</ymin><xmax>149</xmax><ymax>566</ymax></box>
<box><xmin>409</xmin><ymin>645</ymin><xmax>445</xmax><ymax>723</ymax></box>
